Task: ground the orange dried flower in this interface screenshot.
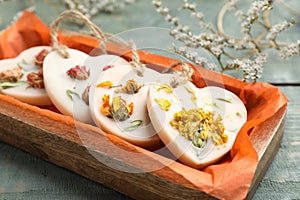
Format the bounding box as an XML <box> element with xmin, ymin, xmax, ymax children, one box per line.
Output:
<box><xmin>127</xmin><ymin>102</ymin><xmax>134</xmax><ymax>116</ymax></box>
<box><xmin>101</xmin><ymin>94</ymin><xmax>111</xmax><ymax>117</ymax></box>
<box><xmin>97</xmin><ymin>81</ymin><xmax>113</xmax><ymax>88</ymax></box>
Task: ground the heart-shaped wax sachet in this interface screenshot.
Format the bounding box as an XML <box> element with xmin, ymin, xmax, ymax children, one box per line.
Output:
<box><xmin>89</xmin><ymin>64</ymin><xmax>163</xmax><ymax>148</ymax></box>
<box><xmin>0</xmin><ymin>46</ymin><xmax>52</xmax><ymax>106</ymax></box>
<box><xmin>147</xmin><ymin>76</ymin><xmax>247</xmax><ymax>169</ymax></box>
<box><xmin>43</xmin><ymin>48</ymin><xmax>128</xmax><ymax>124</ymax></box>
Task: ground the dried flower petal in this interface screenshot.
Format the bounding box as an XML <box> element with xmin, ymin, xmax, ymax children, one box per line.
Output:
<box><xmin>34</xmin><ymin>49</ymin><xmax>50</xmax><ymax>66</ymax></box>
<box><xmin>82</xmin><ymin>85</ymin><xmax>90</xmax><ymax>105</ymax></box>
<box><xmin>127</xmin><ymin>102</ymin><xmax>134</xmax><ymax>116</ymax></box>
<box><xmin>154</xmin><ymin>98</ymin><xmax>171</xmax><ymax>111</ymax></box>
<box><xmin>27</xmin><ymin>69</ymin><xmax>44</xmax><ymax>89</ymax></box>
<box><xmin>0</xmin><ymin>67</ymin><xmax>23</xmax><ymax>83</ymax></box>
<box><xmin>66</xmin><ymin>65</ymin><xmax>90</xmax><ymax>80</ymax></box>
<box><xmin>157</xmin><ymin>83</ymin><xmax>173</xmax><ymax>94</ymax></box>
<box><xmin>101</xmin><ymin>94</ymin><xmax>111</xmax><ymax>117</ymax></box>
<box><xmin>97</xmin><ymin>81</ymin><xmax>113</xmax><ymax>88</ymax></box>
<box><xmin>103</xmin><ymin>65</ymin><xmax>113</xmax><ymax>71</ymax></box>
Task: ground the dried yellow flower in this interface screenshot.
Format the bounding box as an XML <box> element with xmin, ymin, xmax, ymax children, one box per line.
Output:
<box><xmin>155</xmin><ymin>98</ymin><xmax>172</xmax><ymax>111</ymax></box>
<box><xmin>157</xmin><ymin>83</ymin><xmax>173</xmax><ymax>94</ymax></box>
<box><xmin>184</xmin><ymin>86</ymin><xmax>197</xmax><ymax>105</ymax></box>
<box><xmin>169</xmin><ymin>107</ymin><xmax>227</xmax><ymax>148</ymax></box>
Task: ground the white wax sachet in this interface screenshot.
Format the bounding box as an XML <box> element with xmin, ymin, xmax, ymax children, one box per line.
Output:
<box><xmin>147</xmin><ymin>78</ymin><xmax>247</xmax><ymax>169</ymax></box>
<box><xmin>89</xmin><ymin>65</ymin><xmax>163</xmax><ymax>148</ymax></box>
<box><xmin>43</xmin><ymin>48</ymin><xmax>128</xmax><ymax>124</ymax></box>
<box><xmin>0</xmin><ymin>46</ymin><xmax>52</xmax><ymax>106</ymax></box>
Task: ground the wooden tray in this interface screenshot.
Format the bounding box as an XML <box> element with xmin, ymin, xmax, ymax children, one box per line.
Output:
<box><xmin>0</xmin><ymin>41</ymin><xmax>287</xmax><ymax>199</ymax></box>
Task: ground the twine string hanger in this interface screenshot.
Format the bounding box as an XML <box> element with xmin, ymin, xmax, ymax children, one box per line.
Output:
<box><xmin>50</xmin><ymin>9</ymin><xmax>107</xmax><ymax>58</ymax></box>
<box><xmin>129</xmin><ymin>42</ymin><xmax>145</xmax><ymax>77</ymax></box>
<box><xmin>50</xmin><ymin>10</ymin><xmax>145</xmax><ymax>76</ymax></box>
<box><xmin>163</xmin><ymin>61</ymin><xmax>194</xmax><ymax>88</ymax></box>
<box><xmin>99</xmin><ymin>34</ymin><xmax>146</xmax><ymax>77</ymax></box>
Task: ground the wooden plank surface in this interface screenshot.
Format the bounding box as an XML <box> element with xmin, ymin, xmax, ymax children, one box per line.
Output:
<box><xmin>252</xmin><ymin>86</ymin><xmax>300</xmax><ymax>199</ymax></box>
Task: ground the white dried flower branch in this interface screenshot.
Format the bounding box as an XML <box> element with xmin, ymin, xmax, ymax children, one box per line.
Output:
<box><xmin>0</xmin><ymin>0</ymin><xmax>136</xmax><ymax>21</ymax></box>
<box><xmin>153</xmin><ymin>0</ymin><xmax>300</xmax><ymax>82</ymax></box>
<box><xmin>64</xmin><ymin>0</ymin><xmax>136</xmax><ymax>19</ymax></box>
<box><xmin>279</xmin><ymin>40</ymin><xmax>300</xmax><ymax>59</ymax></box>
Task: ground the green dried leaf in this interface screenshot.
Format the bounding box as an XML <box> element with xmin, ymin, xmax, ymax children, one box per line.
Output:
<box><xmin>216</xmin><ymin>97</ymin><xmax>232</xmax><ymax>103</ymax></box>
<box><xmin>192</xmin><ymin>133</ymin><xmax>207</xmax><ymax>148</ymax></box>
<box><xmin>124</xmin><ymin>120</ymin><xmax>143</xmax><ymax>131</ymax></box>
<box><xmin>0</xmin><ymin>81</ymin><xmax>26</xmax><ymax>90</ymax></box>
<box><xmin>66</xmin><ymin>89</ymin><xmax>80</xmax><ymax>100</ymax></box>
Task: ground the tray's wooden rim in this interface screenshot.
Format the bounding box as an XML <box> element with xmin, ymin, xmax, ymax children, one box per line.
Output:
<box><xmin>247</xmin><ymin>105</ymin><xmax>286</xmax><ymax>199</ymax></box>
<box><xmin>0</xmin><ymin>88</ymin><xmax>287</xmax><ymax>200</ymax></box>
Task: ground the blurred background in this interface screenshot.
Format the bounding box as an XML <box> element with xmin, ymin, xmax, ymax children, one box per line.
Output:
<box><xmin>0</xmin><ymin>0</ymin><xmax>299</xmax><ymax>83</ymax></box>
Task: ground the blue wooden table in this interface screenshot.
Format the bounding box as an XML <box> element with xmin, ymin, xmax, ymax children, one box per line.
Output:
<box><xmin>0</xmin><ymin>0</ymin><xmax>299</xmax><ymax>199</ymax></box>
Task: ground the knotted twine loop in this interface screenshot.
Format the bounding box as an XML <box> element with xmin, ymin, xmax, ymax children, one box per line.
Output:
<box><xmin>166</xmin><ymin>62</ymin><xmax>194</xmax><ymax>88</ymax></box>
<box><xmin>129</xmin><ymin>42</ymin><xmax>145</xmax><ymax>77</ymax></box>
<box><xmin>50</xmin><ymin>10</ymin><xmax>145</xmax><ymax>76</ymax></box>
<box><xmin>50</xmin><ymin>10</ymin><xmax>107</xmax><ymax>58</ymax></box>
<box><xmin>102</xmin><ymin>35</ymin><xmax>145</xmax><ymax>77</ymax></box>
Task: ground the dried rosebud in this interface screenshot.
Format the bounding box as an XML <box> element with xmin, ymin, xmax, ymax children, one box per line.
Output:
<box><xmin>27</xmin><ymin>69</ymin><xmax>44</xmax><ymax>89</ymax></box>
<box><xmin>103</xmin><ymin>65</ymin><xmax>113</xmax><ymax>71</ymax></box>
<box><xmin>34</xmin><ymin>49</ymin><xmax>50</xmax><ymax>66</ymax></box>
<box><xmin>111</xmin><ymin>96</ymin><xmax>131</xmax><ymax>121</ymax></box>
<box><xmin>82</xmin><ymin>85</ymin><xmax>90</xmax><ymax>105</ymax></box>
<box><xmin>0</xmin><ymin>67</ymin><xmax>23</xmax><ymax>83</ymax></box>
<box><xmin>66</xmin><ymin>65</ymin><xmax>90</xmax><ymax>80</ymax></box>
<box><xmin>101</xmin><ymin>95</ymin><xmax>133</xmax><ymax>121</ymax></box>
<box><xmin>117</xmin><ymin>79</ymin><xmax>143</xmax><ymax>94</ymax></box>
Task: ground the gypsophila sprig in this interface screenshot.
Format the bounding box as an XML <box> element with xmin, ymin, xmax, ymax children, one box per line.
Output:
<box><xmin>152</xmin><ymin>0</ymin><xmax>299</xmax><ymax>82</ymax></box>
<box><xmin>0</xmin><ymin>0</ymin><xmax>136</xmax><ymax>21</ymax></box>
<box><xmin>230</xmin><ymin>53</ymin><xmax>266</xmax><ymax>82</ymax></box>
<box><xmin>64</xmin><ymin>0</ymin><xmax>136</xmax><ymax>18</ymax></box>
<box><xmin>171</xmin><ymin>45</ymin><xmax>217</xmax><ymax>70</ymax></box>
<box><xmin>266</xmin><ymin>19</ymin><xmax>296</xmax><ymax>49</ymax></box>
<box><xmin>280</xmin><ymin>40</ymin><xmax>300</xmax><ymax>59</ymax></box>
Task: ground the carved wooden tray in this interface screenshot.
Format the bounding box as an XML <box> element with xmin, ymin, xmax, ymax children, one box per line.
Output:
<box><xmin>0</xmin><ymin>38</ymin><xmax>287</xmax><ymax>199</ymax></box>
